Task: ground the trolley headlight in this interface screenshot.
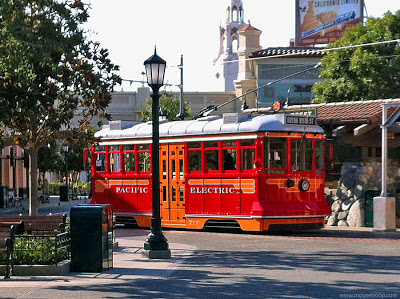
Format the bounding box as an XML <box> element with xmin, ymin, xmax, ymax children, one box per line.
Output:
<box><xmin>286</xmin><ymin>179</ymin><xmax>295</xmax><ymax>188</ymax></box>
<box><xmin>299</xmin><ymin>180</ymin><xmax>310</xmax><ymax>191</ymax></box>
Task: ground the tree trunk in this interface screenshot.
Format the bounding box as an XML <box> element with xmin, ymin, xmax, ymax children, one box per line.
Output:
<box><xmin>28</xmin><ymin>146</ymin><xmax>39</xmax><ymax>216</ymax></box>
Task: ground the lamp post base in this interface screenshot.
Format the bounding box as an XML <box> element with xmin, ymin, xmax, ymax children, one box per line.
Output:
<box><xmin>142</xmin><ymin>248</ymin><xmax>171</xmax><ymax>259</ymax></box>
<box><xmin>143</xmin><ymin>227</ymin><xmax>171</xmax><ymax>259</ymax></box>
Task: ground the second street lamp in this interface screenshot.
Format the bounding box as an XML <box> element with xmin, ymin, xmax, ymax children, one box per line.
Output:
<box><xmin>143</xmin><ymin>47</ymin><xmax>171</xmax><ymax>259</ymax></box>
<box><xmin>62</xmin><ymin>144</ymin><xmax>69</xmax><ymax>201</ymax></box>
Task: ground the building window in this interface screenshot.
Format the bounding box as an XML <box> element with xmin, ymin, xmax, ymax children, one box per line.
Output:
<box><xmin>264</xmin><ymin>87</ymin><xmax>275</xmax><ymax>98</ymax></box>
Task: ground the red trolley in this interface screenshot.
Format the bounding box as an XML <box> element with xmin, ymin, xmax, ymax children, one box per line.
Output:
<box><xmin>87</xmin><ymin>112</ymin><xmax>331</xmax><ymax>231</ymax></box>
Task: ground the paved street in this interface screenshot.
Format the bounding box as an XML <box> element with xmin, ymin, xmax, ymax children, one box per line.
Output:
<box><xmin>0</xmin><ymin>199</ymin><xmax>399</xmax><ymax>298</ymax></box>
<box><xmin>114</xmin><ymin>227</ymin><xmax>400</xmax><ymax>298</ymax></box>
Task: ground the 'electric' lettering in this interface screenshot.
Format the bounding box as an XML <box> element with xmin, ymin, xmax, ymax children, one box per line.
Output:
<box><xmin>189</xmin><ymin>187</ymin><xmax>236</xmax><ymax>194</ymax></box>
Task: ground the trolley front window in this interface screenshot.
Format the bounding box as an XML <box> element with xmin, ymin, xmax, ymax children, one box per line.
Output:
<box><xmin>291</xmin><ymin>138</ymin><xmax>313</xmax><ymax>171</ymax></box>
<box><xmin>315</xmin><ymin>139</ymin><xmax>324</xmax><ymax>170</ymax></box>
<box><xmin>265</xmin><ymin>138</ymin><xmax>287</xmax><ymax>172</ymax></box>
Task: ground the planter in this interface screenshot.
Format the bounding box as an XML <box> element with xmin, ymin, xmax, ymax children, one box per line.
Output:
<box><xmin>0</xmin><ymin>260</ymin><xmax>70</xmax><ymax>276</ymax></box>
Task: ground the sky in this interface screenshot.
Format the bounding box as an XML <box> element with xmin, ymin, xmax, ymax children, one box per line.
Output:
<box><xmin>85</xmin><ymin>0</ymin><xmax>400</xmax><ymax>92</ymax></box>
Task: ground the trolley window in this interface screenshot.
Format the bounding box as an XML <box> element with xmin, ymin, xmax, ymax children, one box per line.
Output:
<box><xmin>223</xmin><ymin>140</ymin><xmax>237</xmax><ymax>171</ymax></box>
<box><xmin>123</xmin><ymin>145</ymin><xmax>135</xmax><ymax>173</ymax></box>
<box><xmin>188</xmin><ymin>142</ymin><xmax>202</xmax><ymax>171</ymax></box>
<box><xmin>315</xmin><ymin>139</ymin><xmax>324</xmax><ymax>170</ymax></box>
<box><xmin>109</xmin><ymin>145</ymin><xmax>121</xmax><ymax>173</ymax></box>
<box><xmin>83</xmin><ymin>148</ymin><xmax>91</xmax><ymax>172</ymax></box>
<box><xmin>205</xmin><ymin>141</ymin><xmax>219</xmax><ymax>171</ymax></box>
<box><xmin>138</xmin><ymin>144</ymin><xmax>151</xmax><ymax>172</ymax></box>
<box><xmin>291</xmin><ymin>138</ymin><xmax>313</xmax><ymax>171</ymax></box>
<box><xmin>95</xmin><ymin>145</ymin><xmax>106</xmax><ymax>172</ymax></box>
<box><xmin>265</xmin><ymin>138</ymin><xmax>286</xmax><ymax>172</ymax></box>
<box><xmin>241</xmin><ymin>140</ymin><xmax>255</xmax><ymax>171</ymax></box>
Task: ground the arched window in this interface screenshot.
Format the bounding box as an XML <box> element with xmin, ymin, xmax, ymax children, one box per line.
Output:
<box><xmin>232</xmin><ymin>37</ymin><xmax>238</xmax><ymax>51</ymax></box>
<box><xmin>239</xmin><ymin>7</ymin><xmax>244</xmax><ymax>22</ymax></box>
<box><xmin>232</xmin><ymin>5</ymin><xmax>238</xmax><ymax>22</ymax></box>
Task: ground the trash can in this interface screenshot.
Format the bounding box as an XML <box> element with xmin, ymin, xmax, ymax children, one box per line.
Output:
<box><xmin>70</xmin><ymin>204</ymin><xmax>114</xmax><ymax>272</ymax></box>
<box><xmin>0</xmin><ymin>186</ymin><xmax>9</xmax><ymax>208</ymax></box>
<box><xmin>365</xmin><ymin>190</ymin><xmax>380</xmax><ymax>227</ymax></box>
<box><xmin>59</xmin><ymin>185</ymin><xmax>69</xmax><ymax>202</ymax></box>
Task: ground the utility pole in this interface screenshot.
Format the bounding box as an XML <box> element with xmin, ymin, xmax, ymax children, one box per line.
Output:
<box><xmin>177</xmin><ymin>55</ymin><xmax>185</xmax><ymax>120</ymax></box>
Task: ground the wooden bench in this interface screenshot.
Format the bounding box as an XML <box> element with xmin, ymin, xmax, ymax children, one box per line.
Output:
<box><xmin>0</xmin><ymin>215</ymin><xmax>67</xmax><ymax>235</ymax></box>
<box><xmin>0</xmin><ymin>221</ymin><xmax>24</xmax><ymax>278</ymax></box>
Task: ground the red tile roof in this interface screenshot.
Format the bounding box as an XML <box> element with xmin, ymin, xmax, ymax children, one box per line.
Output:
<box><xmin>287</xmin><ymin>99</ymin><xmax>400</xmax><ymax>124</ymax></box>
<box><xmin>238</xmin><ymin>24</ymin><xmax>260</xmax><ymax>31</ymax></box>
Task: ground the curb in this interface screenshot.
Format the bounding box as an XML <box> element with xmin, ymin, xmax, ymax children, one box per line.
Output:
<box><xmin>0</xmin><ymin>260</ymin><xmax>70</xmax><ymax>276</ymax></box>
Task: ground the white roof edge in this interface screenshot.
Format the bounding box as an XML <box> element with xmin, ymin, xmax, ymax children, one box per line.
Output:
<box><xmin>96</xmin><ymin>113</ymin><xmax>324</xmax><ymax>140</ymax></box>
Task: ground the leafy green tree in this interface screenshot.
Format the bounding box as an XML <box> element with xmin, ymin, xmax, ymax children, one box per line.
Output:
<box><xmin>38</xmin><ymin>144</ymin><xmax>63</xmax><ymax>182</ymax></box>
<box><xmin>0</xmin><ymin>0</ymin><xmax>121</xmax><ymax>215</ymax></box>
<box><xmin>141</xmin><ymin>92</ymin><xmax>191</xmax><ymax>121</ymax></box>
<box><xmin>313</xmin><ymin>11</ymin><xmax>400</xmax><ymax>103</ymax></box>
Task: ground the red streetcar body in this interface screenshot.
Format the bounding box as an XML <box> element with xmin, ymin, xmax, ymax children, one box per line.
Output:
<box><xmin>89</xmin><ymin>113</ymin><xmax>331</xmax><ymax>231</ymax></box>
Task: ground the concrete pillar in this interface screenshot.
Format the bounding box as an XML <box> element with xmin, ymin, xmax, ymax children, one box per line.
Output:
<box><xmin>373</xmin><ymin>196</ymin><xmax>396</xmax><ymax>231</ymax></box>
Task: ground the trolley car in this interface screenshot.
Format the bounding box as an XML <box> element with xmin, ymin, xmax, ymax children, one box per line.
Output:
<box><xmin>87</xmin><ymin>112</ymin><xmax>331</xmax><ymax>231</ymax></box>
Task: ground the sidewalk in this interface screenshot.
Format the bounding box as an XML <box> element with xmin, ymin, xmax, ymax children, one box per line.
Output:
<box><xmin>0</xmin><ymin>238</ymin><xmax>196</xmax><ymax>298</ymax></box>
<box><xmin>0</xmin><ymin>195</ymin><xmax>89</xmax><ymax>216</ymax></box>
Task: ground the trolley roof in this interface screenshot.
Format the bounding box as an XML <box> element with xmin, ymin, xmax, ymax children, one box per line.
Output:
<box><xmin>95</xmin><ymin>113</ymin><xmax>324</xmax><ymax>141</ymax></box>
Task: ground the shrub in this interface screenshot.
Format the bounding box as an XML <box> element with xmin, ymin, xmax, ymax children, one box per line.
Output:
<box><xmin>13</xmin><ymin>235</ymin><xmax>69</xmax><ymax>265</ymax></box>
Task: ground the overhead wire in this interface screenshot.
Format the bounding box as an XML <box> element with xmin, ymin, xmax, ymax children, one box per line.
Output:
<box><xmin>121</xmin><ymin>39</ymin><xmax>400</xmax><ymax>89</ymax></box>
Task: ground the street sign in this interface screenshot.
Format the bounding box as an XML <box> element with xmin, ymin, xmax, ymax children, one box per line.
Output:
<box><xmin>284</xmin><ymin>114</ymin><xmax>317</xmax><ymax>126</ymax></box>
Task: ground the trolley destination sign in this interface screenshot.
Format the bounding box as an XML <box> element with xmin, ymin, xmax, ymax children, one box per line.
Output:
<box><xmin>284</xmin><ymin>114</ymin><xmax>317</xmax><ymax>126</ymax></box>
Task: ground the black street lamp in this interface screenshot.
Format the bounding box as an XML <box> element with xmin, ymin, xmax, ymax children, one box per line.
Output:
<box><xmin>143</xmin><ymin>48</ymin><xmax>171</xmax><ymax>259</ymax></box>
<box><xmin>62</xmin><ymin>144</ymin><xmax>69</xmax><ymax>200</ymax></box>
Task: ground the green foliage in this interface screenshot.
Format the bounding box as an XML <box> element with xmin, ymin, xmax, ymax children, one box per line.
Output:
<box><xmin>38</xmin><ymin>144</ymin><xmax>63</xmax><ymax>174</ymax></box>
<box><xmin>0</xmin><ymin>0</ymin><xmax>121</xmax><ymax>146</ymax></box>
<box><xmin>48</xmin><ymin>182</ymin><xmax>88</xmax><ymax>194</ymax></box>
<box><xmin>0</xmin><ymin>0</ymin><xmax>120</xmax><ymax>215</ymax></box>
<box><xmin>313</xmin><ymin>11</ymin><xmax>400</xmax><ymax>103</ymax></box>
<box><xmin>140</xmin><ymin>92</ymin><xmax>191</xmax><ymax>121</ymax></box>
<box><xmin>3</xmin><ymin>235</ymin><xmax>69</xmax><ymax>265</ymax></box>
<box><xmin>0</xmin><ymin>252</ymin><xmax>7</xmax><ymax>264</ymax></box>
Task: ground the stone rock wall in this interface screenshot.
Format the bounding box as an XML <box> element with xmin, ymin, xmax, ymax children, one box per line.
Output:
<box><xmin>327</xmin><ymin>161</ymin><xmax>400</xmax><ymax>227</ymax></box>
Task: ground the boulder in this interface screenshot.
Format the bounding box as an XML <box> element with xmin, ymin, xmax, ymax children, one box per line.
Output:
<box><xmin>354</xmin><ymin>183</ymin><xmax>366</xmax><ymax>199</ymax></box>
<box><xmin>359</xmin><ymin>173</ymin><xmax>369</xmax><ymax>185</ymax></box>
<box><xmin>347</xmin><ymin>200</ymin><xmax>364</xmax><ymax>227</ymax></box>
<box><xmin>337</xmin><ymin>210</ymin><xmax>349</xmax><ymax>220</ymax></box>
<box><xmin>341</xmin><ymin>199</ymin><xmax>354</xmax><ymax>211</ymax></box>
<box><xmin>338</xmin><ymin>220</ymin><xmax>349</xmax><ymax>227</ymax></box>
<box><xmin>327</xmin><ymin>213</ymin><xmax>338</xmax><ymax>226</ymax></box>
<box><xmin>331</xmin><ymin>201</ymin><xmax>341</xmax><ymax>213</ymax></box>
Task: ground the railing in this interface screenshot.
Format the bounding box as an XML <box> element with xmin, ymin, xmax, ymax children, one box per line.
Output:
<box><xmin>13</xmin><ymin>232</ymin><xmax>70</xmax><ymax>265</ymax></box>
